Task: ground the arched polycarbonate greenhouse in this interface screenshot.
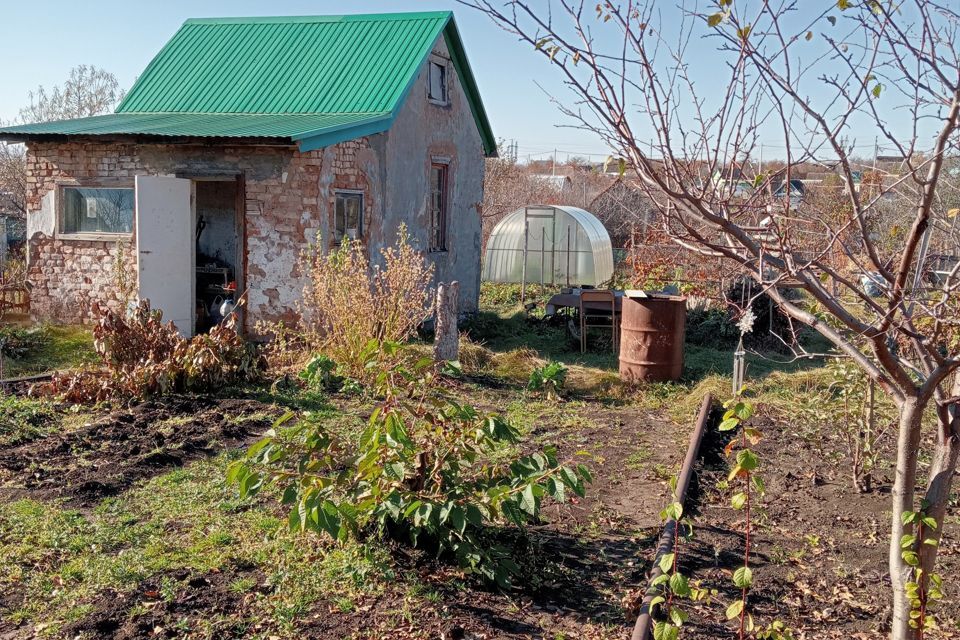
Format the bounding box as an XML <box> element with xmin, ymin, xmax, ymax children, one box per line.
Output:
<box><xmin>482</xmin><ymin>205</ymin><xmax>614</xmax><ymax>287</ymax></box>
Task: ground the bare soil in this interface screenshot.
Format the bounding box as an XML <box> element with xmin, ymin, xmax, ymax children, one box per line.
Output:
<box><xmin>677</xmin><ymin>417</ymin><xmax>960</xmax><ymax>639</ymax></box>
<box><xmin>0</xmin><ymin>396</ymin><xmax>273</xmax><ymax>507</ymax></box>
<box><xmin>3</xmin><ymin>387</ymin><xmax>957</xmax><ymax>639</ymax></box>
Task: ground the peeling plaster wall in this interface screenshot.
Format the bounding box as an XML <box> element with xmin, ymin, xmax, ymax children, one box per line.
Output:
<box><xmin>381</xmin><ymin>36</ymin><xmax>485</xmax><ymax>312</ymax></box>
<box><xmin>23</xmin><ymin>140</ymin><xmax>374</xmax><ymax>327</ymax></box>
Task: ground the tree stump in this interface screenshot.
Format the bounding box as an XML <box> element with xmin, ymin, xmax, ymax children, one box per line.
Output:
<box><xmin>434</xmin><ymin>281</ymin><xmax>459</xmax><ymax>362</ymax></box>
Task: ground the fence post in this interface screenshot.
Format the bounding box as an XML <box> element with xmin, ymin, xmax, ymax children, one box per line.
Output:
<box><xmin>434</xmin><ymin>281</ymin><xmax>460</xmax><ymax>363</ymax></box>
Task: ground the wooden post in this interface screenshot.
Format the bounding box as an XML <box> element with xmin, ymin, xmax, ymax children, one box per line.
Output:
<box><xmin>434</xmin><ymin>281</ymin><xmax>460</xmax><ymax>362</ymax></box>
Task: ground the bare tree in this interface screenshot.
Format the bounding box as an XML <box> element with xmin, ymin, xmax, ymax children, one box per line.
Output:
<box><xmin>19</xmin><ymin>64</ymin><xmax>124</xmax><ymax>124</ymax></box>
<box><xmin>0</xmin><ymin>66</ymin><xmax>124</xmax><ymax>219</ymax></box>
<box><xmin>462</xmin><ymin>1</ymin><xmax>960</xmax><ymax>637</ymax></box>
<box><xmin>0</xmin><ymin>141</ymin><xmax>25</xmax><ymax>217</ymax></box>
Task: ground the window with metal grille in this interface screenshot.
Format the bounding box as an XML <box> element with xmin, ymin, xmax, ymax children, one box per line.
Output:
<box><xmin>429</xmin><ymin>164</ymin><xmax>448</xmax><ymax>251</ymax></box>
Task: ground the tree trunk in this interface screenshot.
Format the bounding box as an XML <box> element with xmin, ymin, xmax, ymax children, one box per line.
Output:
<box><xmin>433</xmin><ymin>281</ymin><xmax>459</xmax><ymax>363</ymax></box>
<box><xmin>889</xmin><ymin>399</ymin><xmax>924</xmax><ymax>640</ymax></box>
<box><xmin>918</xmin><ymin>376</ymin><xmax>960</xmax><ymax>601</ymax></box>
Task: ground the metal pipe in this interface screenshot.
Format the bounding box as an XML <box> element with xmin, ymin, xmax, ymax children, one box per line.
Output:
<box><xmin>566</xmin><ymin>225</ymin><xmax>572</xmax><ymax>287</ymax></box>
<box><xmin>521</xmin><ymin>209</ymin><xmax>529</xmax><ymax>305</ymax></box>
<box><xmin>631</xmin><ymin>393</ymin><xmax>714</xmax><ymax>640</ymax></box>
<box><xmin>540</xmin><ymin>226</ymin><xmax>546</xmax><ymax>286</ymax></box>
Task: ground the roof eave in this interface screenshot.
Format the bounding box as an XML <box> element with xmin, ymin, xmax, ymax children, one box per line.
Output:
<box><xmin>294</xmin><ymin>113</ymin><xmax>394</xmax><ymax>153</ymax></box>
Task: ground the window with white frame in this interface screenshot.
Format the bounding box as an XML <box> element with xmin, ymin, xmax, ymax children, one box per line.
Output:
<box><xmin>428</xmin><ymin>60</ymin><xmax>449</xmax><ymax>104</ymax></box>
<box><xmin>334</xmin><ymin>191</ymin><xmax>363</xmax><ymax>241</ymax></box>
<box><xmin>59</xmin><ymin>186</ymin><xmax>134</xmax><ymax>236</ymax></box>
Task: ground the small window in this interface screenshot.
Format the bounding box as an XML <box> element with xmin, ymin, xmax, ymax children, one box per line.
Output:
<box><xmin>428</xmin><ymin>60</ymin><xmax>448</xmax><ymax>104</ymax></box>
<box><xmin>60</xmin><ymin>187</ymin><xmax>134</xmax><ymax>235</ymax></box>
<box><xmin>429</xmin><ymin>164</ymin><xmax>448</xmax><ymax>251</ymax></box>
<box><xmin>334</xmin><ymin>191</ymin><xmax>363</xmax><ymax>242</ymax></box>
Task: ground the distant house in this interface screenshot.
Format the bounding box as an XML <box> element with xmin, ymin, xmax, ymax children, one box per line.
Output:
<box><xmin>0</xmin><ymin>11</ymin><xmax>496</xmax><ymax>334</ymax></box>
<box><xmin>531</xmin><ymin>174</ymin><xmax>573</xmax><ymax>195</ymax></box>
<box><xmin>772</xmin><ymin>179</ymin><xmax>805</xmax><ymax>205</ymax></box>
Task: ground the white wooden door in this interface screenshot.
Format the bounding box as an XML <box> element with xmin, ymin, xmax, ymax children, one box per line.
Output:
<box><xmin>135</xmin><ymin>176</ymin><xmax>194</xmax><ymax>336</ymax></box>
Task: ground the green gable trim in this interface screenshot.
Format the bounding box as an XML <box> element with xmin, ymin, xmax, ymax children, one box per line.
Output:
<box><xmin>183</xmin><ymin>12</ymin><xmax>454</xmax><ymax>25</ymax></box>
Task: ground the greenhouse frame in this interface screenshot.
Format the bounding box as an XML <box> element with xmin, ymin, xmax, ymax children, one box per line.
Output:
<box><xmin>482</xmin><ymin>205</ymin><xmax>614</xmax><ymax>287</ymax></box>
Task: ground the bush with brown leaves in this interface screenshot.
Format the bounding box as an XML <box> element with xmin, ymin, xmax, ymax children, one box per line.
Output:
<box><xmin>44</xmin><ymin>300</ymin><xmax>261</xmax><ymax>402</ymax></box>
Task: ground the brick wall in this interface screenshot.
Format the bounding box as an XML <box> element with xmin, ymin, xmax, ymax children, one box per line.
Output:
<box><xmin>24</xmin><ymin>138</ymin><xmax>374</xmax><ymax>328</ymax></box>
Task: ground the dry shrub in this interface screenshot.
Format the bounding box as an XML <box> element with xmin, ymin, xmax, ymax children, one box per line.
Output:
<box><xmin>300</xmin><ymin>225</ymin><xmax>435</xmax><ymax>378</ymax></box>
<box><xmin>458</xmin><ymin>337</ymin><xmax>494</xmax><ymax>374</ymax></box>
<box><xmin>43</xmin><ymin>300</ymin><xmax>261</xmax><ymax>402</ymax></box>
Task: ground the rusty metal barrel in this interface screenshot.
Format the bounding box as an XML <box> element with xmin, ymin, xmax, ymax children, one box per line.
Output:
<box><xmin>619</xmin><ymin>294</ymin><xmax>686</xmax><ymax>382</ymax></box>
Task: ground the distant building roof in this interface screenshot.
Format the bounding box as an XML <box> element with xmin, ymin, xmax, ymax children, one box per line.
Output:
<box><xmin>531</xmin><ymin>174</ymin><xmax>573</xmax><ymax>191</ymax></box>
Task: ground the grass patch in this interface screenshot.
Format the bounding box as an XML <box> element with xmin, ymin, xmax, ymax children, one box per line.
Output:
<box><xmin>0</xmin><ymin>395</ymin><xmax>59</xmax><ymax>446</ymax></box>
<box><xmin>3</xmin><ymin>325</ymin><xmax>95</xmax><ymax>377</ymax></box>
<box><xmin>0</xmin><ymin>454</ymin><xmax>388</xmax><ymax>634</ymax></box>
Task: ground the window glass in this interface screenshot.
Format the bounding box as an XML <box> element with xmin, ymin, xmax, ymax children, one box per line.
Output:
<box><xmin>430</xmin><ymin>164</ymin><xmax>448</xmax><ymax>251</ymax></box>
<box><xmin>61</xmin><ymin>187</ymin><xmax>134</xmax><ymax>235</ymax></box>
<box><xmin>429</xmin><ymin>61</ymin><xmax>448</xmax><ymax>103</ymax></box>
<box><xmin>335</xmin><ymin>192</ymin><xmax>363</xmax><ymax>241</ymax></box>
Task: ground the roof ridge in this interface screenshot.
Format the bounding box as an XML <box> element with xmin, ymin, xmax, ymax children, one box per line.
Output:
<box><xmin>183</xmin><ymin>12</ymin><xmax>453</xmax><ymax>26</ymax></box>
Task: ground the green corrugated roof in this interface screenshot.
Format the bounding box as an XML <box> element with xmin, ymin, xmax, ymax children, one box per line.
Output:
<box><xmin>0</xmin><ymin>112</ymin><xmax>391</xmax><ymax>139</ymax></box>
<box><xmin>0</xmin><ymin>12</ymin><xmax>496</xmax><ymax>155</ymax></box>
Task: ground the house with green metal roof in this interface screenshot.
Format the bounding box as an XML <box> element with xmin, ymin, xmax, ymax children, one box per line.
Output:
<box><xmin>0</xmin><ymin>11</ymin><xmax>495</xmax><ymax>334</ymax></box>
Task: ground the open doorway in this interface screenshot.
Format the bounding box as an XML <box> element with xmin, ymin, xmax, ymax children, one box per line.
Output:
<box><xmin>194</xmin><ymin>178</ymin><xmax>242</xmax><ymax>333</ymax></box>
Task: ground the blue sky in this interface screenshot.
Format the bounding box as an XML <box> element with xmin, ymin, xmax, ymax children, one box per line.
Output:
<box><xmin>0</xmin><ymin>1</ymin><xmax>928</xmax><ymax>162</ymax></box>
<box><xmin>0</xmin><ymin>0</ymin><xmax>620</xmax><ymax>162</ymax></box>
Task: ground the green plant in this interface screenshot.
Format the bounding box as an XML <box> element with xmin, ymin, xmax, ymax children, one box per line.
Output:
<box><xmin>0</xmin><ymin>326</ymin><xmax>49</xmax><ymax>361</ymax></box>
<box><xmin>647</xmin><ymin>481</ymin><xmax>716</xmax><ymax>640</ymax></box>
<box><xmin>299</xmin><ymin>354</ymin><xmax>343</xmax><ymax>392</ymax></box>
<box><xmin>228</xmin><ymin>340</ymin><xmax>592</xmax><ymax>587</ymax></box>
<box><xmin>718</xmin><ymin>394</ymin><xmax>792</xmax><ymax>639</ymax></box>
<box><xmin>527</xmin><ymin>361</ymin><xmax>568</xmax><ymax>401</ymax></box>
<box><xmin>901</xmin><ymin>502</ymin><xmax>946</xmax><ymax>637</ymax></box>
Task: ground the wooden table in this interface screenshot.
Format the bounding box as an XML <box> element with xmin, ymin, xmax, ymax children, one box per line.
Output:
<box><xmin>545</xmin><ymin>290</ymin><xmax>625</xmax><ymax>315</ymax></box>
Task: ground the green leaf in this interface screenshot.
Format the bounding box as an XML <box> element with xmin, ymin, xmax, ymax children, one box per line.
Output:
<box><xmin>837</xmin><ymin>0</ymin><xmax>850</xmax><ymax>9</ymax></box>
<box><xmin>669</xmin><ymin>606</ymin><xmax>689</xmax><ymax>626</ymax></box>
<box><xmin>707</xmin><ymin>12</ymin><xmax>724</xmax><ymax>27</ymax></box>
<box><xmin>731</xmin><ymin>492</ymin><xmax>747</xmax><ymax>510</ymax></box>
<box><xmin>726</xmin><ymin>599</ymin><xmax>745</xmax><ymax>620</ymax></box>
<box><xmin>670</xmin><ymin>572</ymin><xmax>691</xmax><ymax>597</ymax></box>
<box><xmin>872</xmin><ymin>83</ymin><xmax>883</xmax><ymax>99</ymax></box>
<box><xmin>719</xmin><ymin>417</ymin><xmax>740</xmax><ymax>432</ymax></box>
<box><xmin>658</xmin><ymin>552</ymin><xmax>675</xmax><ymax>573</ymax></box>
<box><xmin>733</xmin><ymin>566</ymin><xmax>753</xmax><ymax>589</ymax></box>
<box><xmin>737</xmin><ymin>449</ymin><xmax>759</xmax><ymax>472</ymax></box>
<box><xmin>519</xmin><ymin>484</ymin><xmax>538</xmax><ymax>515</ymax></box>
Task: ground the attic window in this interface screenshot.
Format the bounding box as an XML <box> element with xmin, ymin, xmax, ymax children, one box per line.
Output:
<box><xmin>428</xmin><ymin>60</ymin><xmax>449</xmax><ymax>104</ymax></box>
